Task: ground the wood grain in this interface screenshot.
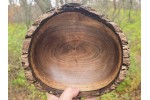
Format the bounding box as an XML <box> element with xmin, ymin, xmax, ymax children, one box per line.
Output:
<box><xmin>21</xmin><ymin>3</ymin><xmax>130</xmax><ymax>98</ymax></box>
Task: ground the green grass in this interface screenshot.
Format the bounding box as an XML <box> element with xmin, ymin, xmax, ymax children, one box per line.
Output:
<box><xmin>8</xmin><ymin>10</ymin><xmax>141</xmax><ymax>100</ymax></box>
<box><xmin>101</xmin><ymin>10</ymin><xmax>141</xmax><ymax>100</ymax></box>
<box><xmin>8</xmin><ymin>24</ymin><xmax>46</xmax><ymax>100</ymax></box>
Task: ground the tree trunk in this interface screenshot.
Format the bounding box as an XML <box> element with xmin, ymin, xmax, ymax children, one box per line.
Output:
<box><xmin>113</xmin><ymin>0</ymin><xmax>117</xmax><ymax>12</ymax></box>
<box><xmin>60</xmin><ymin>0</ymin><xmax>64</xmax><ymax>5</ymax></box>
<box><xmin>20</xmin><ymin>0</ymin><xmax>32</xmax><ymax>28</ymax></box>
<box><xmin>64</xmin><ymin>0</ymin><xmax>68</xmax><ymax>4</ymax></box>
<box><xmin>35</xmin><ymin>0</ymin><xmax>52</xmax><ymax>13</ymax></box>
<box><xmin>82</xmin><ymin>0</ymin><xmax>87</xmax><ymax>4</ymax></box>
<box><xmin>55</xmin><ymin>0</ymin><xmax>59</xmax><ymax>6</ymax></box>
<box><xmin>128</xmin><ymin>0</ymin><xmax>133</xmax><ymax>21</ymax></box>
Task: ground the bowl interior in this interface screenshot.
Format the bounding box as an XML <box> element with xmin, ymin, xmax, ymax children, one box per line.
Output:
<box><xmin>30</xmin><ymin>12</ymin><xmax>122</xmax><ymax>91</ymax></box>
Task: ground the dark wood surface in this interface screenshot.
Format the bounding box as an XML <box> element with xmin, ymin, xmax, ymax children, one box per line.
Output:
<box><xmin>22</xmin><ymin>3</ymin><xmax>130</xmax><ymax>98</ymax></box>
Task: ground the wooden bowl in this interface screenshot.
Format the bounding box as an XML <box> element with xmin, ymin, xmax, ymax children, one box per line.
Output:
<box><xmin>22</xmin><ymin>3</ymin><xmax>130</xmax><ymax>98</ymax></box>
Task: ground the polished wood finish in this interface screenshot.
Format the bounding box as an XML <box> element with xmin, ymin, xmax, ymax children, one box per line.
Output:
<box><xmin>22</xmin><ymin>3</ymin><xmax>130</xmax><ymax>98</ymax></box>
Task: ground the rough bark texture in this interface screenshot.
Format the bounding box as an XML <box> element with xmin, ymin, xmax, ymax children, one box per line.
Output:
<box><xmin>22</xmin><ymin>3</ymin><xmax>130</xmax><ymax>99</ymax></box>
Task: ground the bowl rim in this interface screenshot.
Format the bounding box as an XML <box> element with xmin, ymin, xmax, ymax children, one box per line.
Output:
<box><xmin>21</xmin><ymin>3</ymin><xmax>130</xmax><ymax>98</ymax></box>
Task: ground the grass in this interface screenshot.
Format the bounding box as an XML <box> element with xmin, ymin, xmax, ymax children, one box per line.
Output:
<box><xmin>8</xmin><ymin>24</ymin><xmax>46</xmax><ymax>100</ymax></box>
<box><xmin>101</xmin><ymin>10</ymin><xmax>141</xmax><ymax>100</ymax></box>
<box><xmin>8</xmin><ymin>10</ymin><xmax>141</xmax><ymax>100</ymax></box>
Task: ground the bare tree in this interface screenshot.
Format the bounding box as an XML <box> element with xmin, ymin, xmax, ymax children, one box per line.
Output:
<box><xmin>82</xmin><ymin>0</ymin><xmax>87</xmax><ymax>4</ymax></box>
<box><xmin>112</xmin><ymin>0</ymin><xmax>122</xmax><ymax>21</ymax></box>
<box><xmin>9</xmin><ymin>0</ymin><xmax>12</xmax><ymax>5</ymax></box>
<box><xmin>112</xmin><ymin>0</ymin><xmax>117</xmax><ymax>19</ymax></box>
<box><xmin>19</xmin><ymin>0</ymin><xmax>32</xmax><ymax>28</ymax></box>
<box><xmin>35</xmin><ymin>0</ymin><xmax>52</xmax><ymax>13</ymax></box>
<box><xmin>113</xmin><ymin>0</ymin><xmax>117</xmax><ymax>12</ymax></box>
<box><xmin>59</xmin><ymin>0</ymin><xmax>64</xmax><ymax>5</ymax></box>
<box><xmin>64</xmin><ymin>0</ymin><xmax>68</xmax><ymax>4</ymax></box>
<box><xmin>128</xmin><ymin>0</ymin><xmax>133</xmax><ymax>21</ymax></box>
<box><xmin>55</xmin><ymin>0</ymin><xmax>59</xmax><ymax>6</ymax></box>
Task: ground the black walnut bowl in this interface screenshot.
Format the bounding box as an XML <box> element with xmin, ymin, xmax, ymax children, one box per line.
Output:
<box><xmin>22</xmin><ymin>3</ymin><xmax>130</xmax><ymax>98</ymax></box>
